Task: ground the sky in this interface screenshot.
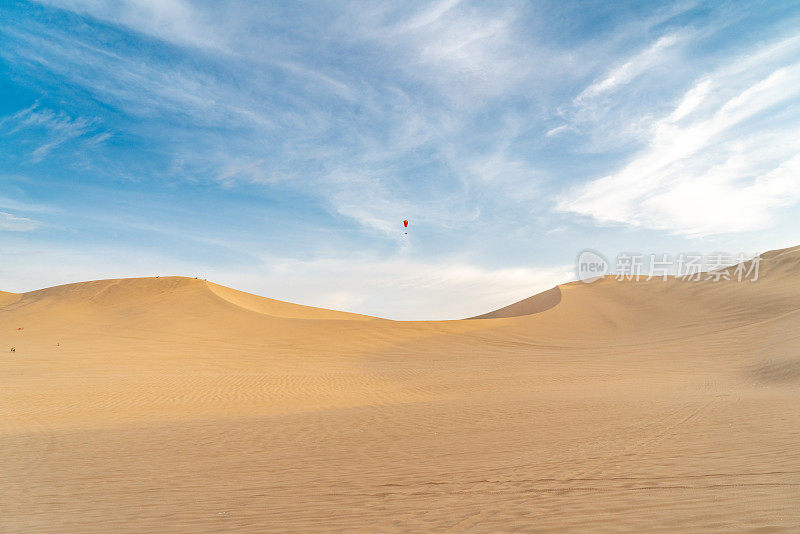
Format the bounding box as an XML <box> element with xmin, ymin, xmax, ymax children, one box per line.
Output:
<box><xmin>1</xmin><ymin>0</ymin><xmax>799</xmax><ymax>319</ymax></box>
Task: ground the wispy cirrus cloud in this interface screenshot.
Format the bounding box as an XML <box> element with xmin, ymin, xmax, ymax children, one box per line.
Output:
<box><xmin>0</xmin><ymin>211</ymin><xmax>41</xmax><ymax>232</ymax></box>
<box><xmin>559</xmin><ymin>34</ymin><xmax>800</xmax><ymax>237</ymax></box>
<box><xmin>574</xmin><ymin>33</ymin><xmax>682</xmax><ymax>105</ymax></box>
<box><xmin>34</xmin><ymin>0</ymin><xmax>226</xmax><ymax>52</ymax></box>
<box><xmin>0</xmin><ymin>102</ymin><xmax>108</xmax><ymax>162</ymax></box>
<box><xmin>548</xmin><ymin>30</ymin><xmax>694</xmax><ymax>149</ymax></box>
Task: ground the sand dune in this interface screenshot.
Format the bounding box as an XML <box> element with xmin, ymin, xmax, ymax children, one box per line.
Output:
<box><xmin>0</xmin><ymin>290</ymin><xmax>21</xmax><ymax>307</ymax></box>
<box><xmin>2</xmin><ymin>246</ymin><xmax>799</xmax><ymax>532</ymax></box>
<box><xmin>205</xmin><ymin>280</ymin><xmax>375</xmax><ymax>321</ymax></box>
<box><xmin>469</xmin><ymin>285</ymin><xmax>563</xmax><ymax>319</ymax></box>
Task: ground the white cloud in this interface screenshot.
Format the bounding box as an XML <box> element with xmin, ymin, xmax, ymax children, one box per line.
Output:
<box><xmin>401</xmin><ymin>0</ymin><xmax>463</xmax><ymax>31</ymax></box>
<box><xmin>0</xmin><ymin>193</ymin><xmax>51</xmax><ymax>214</ymax></box>
<box><xmin>668</xmin><ymin>79</ymin><xmax>712</xmax><ymax>122</ymax></box>
<box><xmin>0</xmin><ymin>103</ymin><xmax>107</xmax><ymax>161</ymax></box>
<box><xmin>36</xmin><ymin>0</ymin><xmax>223</xmax><ymax>51</ymax></box>
<box><xmin>554</xmin><ymin>31</ymin><xmax>696</xmax><ymax>151</ymax></box>
<box><xmin>560</xmin><ymin>35</ymin><xmax>800</xmax><ymax>237</ymax></box>
<box><xmin>575</xmin><ymin>33</ymin><xmax>681</xmax><ymax>104</ymax></box>
<box><xmin>545</xmin><ymin>124</ymin><xmax>573</xmax><ymax>137</ymax></box>
<box><xmin>0</xmin><ymin>212</ymin><xmax>41</xmax><ymax>232</ymax></box>
<box><xmin>358</xmin><ymin>1</ymin><xmax>541</xmax><ymax>102</ymax></box>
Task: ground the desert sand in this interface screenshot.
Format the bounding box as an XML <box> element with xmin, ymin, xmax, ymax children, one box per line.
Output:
<box><xmin>2</xmin><ymin>246</ymin><xmax>799</xmax><ymax>532</ymax></box>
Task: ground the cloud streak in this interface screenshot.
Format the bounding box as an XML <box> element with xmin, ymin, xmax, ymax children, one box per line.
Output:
<box><xmin>575</xmin><ymin>33</ymin><xmax>681</xmax><ymax>104</ymax></box>
<box><xmin>560</xmin><ymin>34</ymin><xmax>800</xmax><ymax>236</ymax></box>
<box><xmin>0</xmin><ymin>102</ymin><xmax>108</xmax><ymax>162</ymax></box>
<box><xmin>0</xmin><ymin>211</ymin><xmax>41</xmax><ymax>232</ymax></box>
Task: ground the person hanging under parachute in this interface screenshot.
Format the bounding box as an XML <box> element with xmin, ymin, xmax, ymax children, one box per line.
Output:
<box><xmin>403</xmin><ymin>219</ymin><xmax>408</xmax><ymax>234</ymax></box>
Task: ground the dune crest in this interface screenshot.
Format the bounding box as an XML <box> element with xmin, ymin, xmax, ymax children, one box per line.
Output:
<box><xmin>469</xmin><ymin>246</ymin><xmax>800</xmax><ymax>342</ymax></box>
<box><xmin>469</xmin><ymin>285</ymin><xmax>563</xmax><ymax>319</ymax></box>
<box><xmin>204</xmin><ymin>280</ymin><xmax>375</xmax><ymax>321</ymax></box>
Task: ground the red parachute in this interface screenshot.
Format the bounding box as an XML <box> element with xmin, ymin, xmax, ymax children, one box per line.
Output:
<box><xmin>403</xmin><ymin>220</ymin><xmax>408</xmax><ymax>228</ymax></box>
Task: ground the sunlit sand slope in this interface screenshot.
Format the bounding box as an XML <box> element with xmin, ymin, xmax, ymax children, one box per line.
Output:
<box><xmin>2</xmin><ymin>247</ymin><xmax>799</xmax><ymax>532</ymax></box>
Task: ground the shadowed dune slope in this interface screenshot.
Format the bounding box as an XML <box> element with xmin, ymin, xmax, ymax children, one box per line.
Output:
<box><xmin>2</xmin><ymin>246</ymin><xmax>800</xmax><ymax>532</ymax></box>
<box><xmin>204</xmin><ymin>281</ymin><xmax>376</xmax><ymax>320</ymax></box>
<box><xmin>469</xmin><ymin>285</ymin><xmax>563</xmax><ymax>319</ymax></box>
<box><xmin>0</xmin><ymin>290</ymin><xmax>21</xmax><ymax>307</ymax></box>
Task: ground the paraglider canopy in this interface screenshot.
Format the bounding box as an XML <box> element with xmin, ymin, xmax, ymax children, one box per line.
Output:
<box><xmin>403</xmin><ymin>220</ymin><xmax>408</xmax><ymax>228</ymax></box>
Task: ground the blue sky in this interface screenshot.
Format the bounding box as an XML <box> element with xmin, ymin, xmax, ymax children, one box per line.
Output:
<box><xmin>1</xmin><ymin>0</ymin><xmax>799</xmax><ymax>319</ymax></box>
